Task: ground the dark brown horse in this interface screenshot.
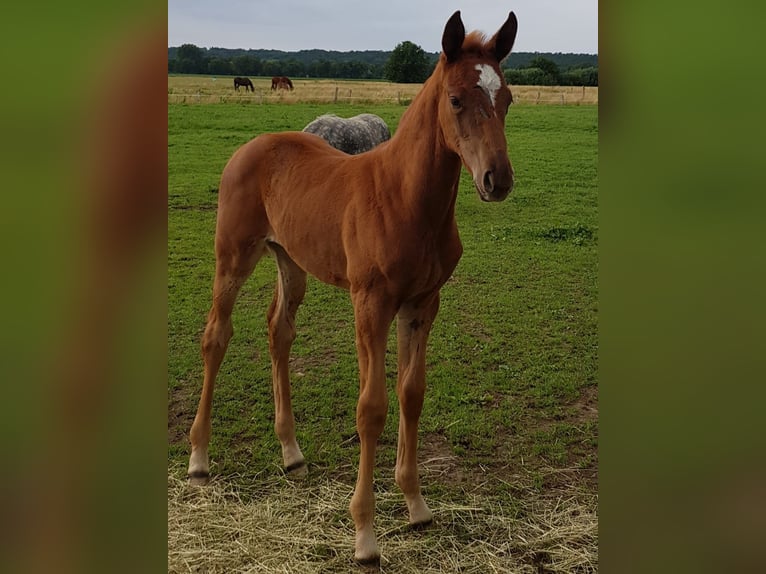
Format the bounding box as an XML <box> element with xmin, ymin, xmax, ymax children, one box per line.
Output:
<box><xmin>189</xmin><ymin>10</ymin><xmax>517</xmax><ymax>563</ymax></box>
<box><xmin>271</xmin><ymin>75</ymin><xmax>294</xmax><ymax>90</ymax></box>
<box><xmin>233</xmin><ymin>76</ymin><xmax>254</xmax><ymax>92</ymax></box>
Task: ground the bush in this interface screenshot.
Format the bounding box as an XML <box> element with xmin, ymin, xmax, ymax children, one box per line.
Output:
<box><xmin>504</xmin><ymin>67</ymin><xmax>555</xmax><ymax>86</ymax></box>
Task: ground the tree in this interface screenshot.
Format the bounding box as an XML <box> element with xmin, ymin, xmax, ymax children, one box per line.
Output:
<box><xmin>383</xmin><ymin>41</ymin><xmax>431</xmax><ymax>83</ymax></box>
<box><xmin>262</xmin><ymin>60</ymin><xmax>282</xmax><ymax>77</ymax></box>
<box><xmin>527</xmin><ymin>56</ymin><xmax>560</xmax><ymax>85</ymax></box>
<box><xmin>312</xmin><ymin>59</ymin><xmax>333</xmax><ymax>78</ymax></box>
<box><xmin>282</xmin><ymin>58</ymin><xmax>305</xmax><ymax>78</ymax></box>
<box><xmin>176</xmin><ymin>43</ymin><xmax>206</xmax><ymax>74</ymax></box>
<box><xmin>207</xmin><ymin>57</ymin><xmax>233</xmax><ymax>76</ymax></box>
<box><xmin>232</xmin><ymin>55</ymin><xmax>262</xmax><ymax>76</ymax></box>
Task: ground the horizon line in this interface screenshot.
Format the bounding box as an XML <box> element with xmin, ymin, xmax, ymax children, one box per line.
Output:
<box><xmin>167</xmin><ymin>45</ymin><xmax>598</xmax><ymax>56</ymax></box>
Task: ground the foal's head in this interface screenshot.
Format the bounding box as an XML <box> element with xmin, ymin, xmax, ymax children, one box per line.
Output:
<box><xmin>437</xmin><ymin>11</ymin><xmax>518</xmax><ymax>202</ymax></box>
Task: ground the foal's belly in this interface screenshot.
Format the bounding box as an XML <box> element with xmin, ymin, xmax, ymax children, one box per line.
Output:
<box><xmin>269</xmin><ymin>234</ymin><xmax>351</xmax><ymax>290</ymax></box>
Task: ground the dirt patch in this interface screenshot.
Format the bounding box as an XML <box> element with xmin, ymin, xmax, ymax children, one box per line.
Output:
<box><xmin>418</xmin><ymin>431</ymin><xmax>531</xmax><ymax>495</ymax></box>
<box><xmin>419</xmin><ymin>432</ymin><xmax>467</xmax><ymax>486</ymax></box>
<box><xmin>168</xmin><ymin>383</ymin><xmax>196</xmax><ymax>445</ymax></box>
<box><xmin>475</xmin><ymin>384</ymin><xmax>599</xmax><ymax>492</ymax></box>
<box><xmin>289</xmin><ymin>350</ymin><xmax>339</xmax><ymax>376</ymax></box>
<box><xmin>572</xmin><ymin>384</ymin><xmax>598</xmax><ymax>423</ymax></box>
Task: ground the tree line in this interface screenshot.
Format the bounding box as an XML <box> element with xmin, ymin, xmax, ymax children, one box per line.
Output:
<box><xmin>168</xmin><ymin>43</ymin><xmax>597</xmax><ymax>86</ymax></box>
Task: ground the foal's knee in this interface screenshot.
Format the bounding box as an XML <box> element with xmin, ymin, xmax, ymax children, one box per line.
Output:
<box><xmin>201</xmin><ymin>312</ymin><xmax>233</xmax><ymax>355</ymax></box>
<box><xmin>356</xmin><ymin>392</ymin><xmax>388</xmax><ymax>439</ymax></box>
<box><xmin>398</xmin><ymin>377</ymin><xmax>426</xmax><ymax>417</ymax></box>
<box><xmin>267</xmin><ymin>311</ymin><xmax>296</xmax><ymax>351</ymax></box>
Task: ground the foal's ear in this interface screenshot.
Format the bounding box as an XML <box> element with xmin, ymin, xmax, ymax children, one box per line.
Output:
<box><xmin>489</xmin><ymin>11</ymin><xmax>518</xmax><ymax>63</ymax></box>
<box><xmin>442</xmin><ymin>10</ymin><xmax>465</xmax><ymax>63</ymax></box>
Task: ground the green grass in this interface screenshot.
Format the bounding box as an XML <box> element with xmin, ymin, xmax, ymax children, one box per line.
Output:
<box><xmin>168</xmin><ymin>102</ymin><xmax>598</xmax><ymax>491</ymax></box>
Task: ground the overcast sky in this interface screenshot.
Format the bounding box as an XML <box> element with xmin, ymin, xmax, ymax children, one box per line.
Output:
<box><xmin>168</xmin><ymin>1</ymin><xmax>598</xmax><ymax>54</ymax></box>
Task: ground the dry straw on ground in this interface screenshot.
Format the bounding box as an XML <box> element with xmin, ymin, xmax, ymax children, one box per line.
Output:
<box><xmin>168</xmin><ymin>464</ymin><xmax>597</xmax><ymax>573</ymax></box>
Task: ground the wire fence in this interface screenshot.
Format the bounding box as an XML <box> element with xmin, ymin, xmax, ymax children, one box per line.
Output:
<box><xmin>167</xmin><ymin>84</ymin><xmax>598</xmax><ymax>106</ymax></box>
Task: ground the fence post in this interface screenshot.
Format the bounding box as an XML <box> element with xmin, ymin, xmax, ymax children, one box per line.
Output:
<box><xmin>334</xmin><ymin>86</ymin><xmax>339</xmax><ymax>103</ymax></box>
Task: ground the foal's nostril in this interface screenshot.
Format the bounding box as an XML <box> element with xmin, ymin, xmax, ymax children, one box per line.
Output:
<box><xmin>483</xmin><ymin>170</ymin><xmax>494</xmax><ymax>193</ymax></box>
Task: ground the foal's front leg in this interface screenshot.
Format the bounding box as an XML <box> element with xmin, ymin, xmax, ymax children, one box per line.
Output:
<box><xmin>396</xmin><ymin>292</ymin><xmax>439</xmax><ymax>526</ymax></box>
<box><xmin>349</xmin><ymin>291</ymin><xmax>397</xmax><ymax>564</ymax></box>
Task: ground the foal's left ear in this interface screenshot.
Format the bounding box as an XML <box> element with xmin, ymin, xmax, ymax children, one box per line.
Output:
<box><xmin>489</xmin><ymin>11</ymin><xmax>518</xmax><ymax>63</ymax></box>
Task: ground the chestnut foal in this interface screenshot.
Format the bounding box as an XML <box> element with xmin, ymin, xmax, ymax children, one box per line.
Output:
<box><xmin>188</xmin><ymin>10</ymin><xmax>518</xmax><ymax>562</ymax></box>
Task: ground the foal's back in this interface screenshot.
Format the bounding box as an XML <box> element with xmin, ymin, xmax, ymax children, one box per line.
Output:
<box><xmin>218</xmin><ymin>131</ymin><xmax>401</xmax><ymax>289</ymax></box>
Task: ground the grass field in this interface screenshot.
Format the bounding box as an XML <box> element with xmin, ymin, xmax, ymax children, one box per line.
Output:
<box><xmin>168</xmin><ymin>74</ymin><xmax>598</xmax><ymax>106</ymax></box>
<box><xmin>168</xmin><ymin>100</ymin><xmax>598</xmax><ymax>572</ymax></box>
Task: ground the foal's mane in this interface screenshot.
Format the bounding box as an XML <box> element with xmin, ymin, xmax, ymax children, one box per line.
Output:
<box><xmin>459</xmin><ymin>31</ymin><xmax>492</xmax><ymax>59</ymax></box>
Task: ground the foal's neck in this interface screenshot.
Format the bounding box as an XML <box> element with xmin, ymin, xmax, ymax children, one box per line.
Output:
<box><xmin>383</xmin><ymin>70</ymin><xmax>462</xmax><ymax>226</ymax></box>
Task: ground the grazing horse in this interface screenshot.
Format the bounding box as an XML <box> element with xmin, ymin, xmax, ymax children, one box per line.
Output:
<box><xmin>233</xmin><ymin>76</ymin><xmax>254</xmax><ymax>92</ymax></box>
<box><xmin>189</xmin><ymin>10</ymin><xmax>517</xmax><ymax>563</ymax></box>
<box><xmin>271</xmin><ymin>75</ymin><xmax>294</xmax><ymax>90</ymax></box>
<box><xmin>303</xmin><ymin>113</ymin><xmax>391</xmax><ymax>155</ymax></box>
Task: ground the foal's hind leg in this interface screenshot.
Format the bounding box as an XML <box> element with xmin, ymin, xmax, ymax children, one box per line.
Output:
<box><xmin>188</xmin><ymin>239</ymin><xmax>266</xmax><ymax>485</ymax></box>
<box><xmin>266</xmin><ymin>242</ymin><xmax>308</xmax><ymax>476</ymax></box>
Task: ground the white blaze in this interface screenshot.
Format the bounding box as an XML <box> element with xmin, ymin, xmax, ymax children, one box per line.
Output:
<box><xmin>475</xmin><ymin>63</ymin><xmax>501</xmax><ymax>108</ymax></box>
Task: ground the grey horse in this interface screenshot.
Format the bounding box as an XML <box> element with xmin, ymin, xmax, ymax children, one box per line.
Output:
<box><xmin>302</xmin><ymin>113</ymin><xmax>391</xmax><ymax>155</ymax></box>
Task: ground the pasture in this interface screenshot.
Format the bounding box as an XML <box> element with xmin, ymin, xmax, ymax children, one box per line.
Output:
<box><xmin>168</xmin><ymin>74</ymin><xmax>598</xmax><ymax>106</ymax></box>
<box><xmin>168</xmin><ymin>100</ymin><xmax>598</xmax><ymax>572</ymax></box>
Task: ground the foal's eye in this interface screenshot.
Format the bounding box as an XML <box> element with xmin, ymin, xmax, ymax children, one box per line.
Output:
<box><xmin>449</xmin><ymin>96</ymin><xmax>462</xmax><ymax>109</ymax></box>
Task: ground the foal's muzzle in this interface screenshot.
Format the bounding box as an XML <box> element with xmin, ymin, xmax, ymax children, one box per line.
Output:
<box><xmin>477</xmin><ymin>165</ymin><xmax>514</xmax><ymax>202</ymax></box>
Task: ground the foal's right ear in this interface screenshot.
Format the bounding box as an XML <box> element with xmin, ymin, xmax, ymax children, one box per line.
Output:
<box><xmin>442</xmin><ymin>10</ymin><xmax>465</xmax><ymax>63</ymax></box>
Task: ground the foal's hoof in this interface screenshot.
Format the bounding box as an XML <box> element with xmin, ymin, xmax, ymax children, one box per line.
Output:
<box><xmin>187</xmin><ymin>470</ymin><xmax>210</xmax><ymax>486</ymax></box>
<box><xmin>408</xmin><ymin>503</ymin><xmax>434</xmax><ymax>528</ymax></box>
<box><xmin>284</xmin><ymin>460</ymin><xmax>308</xmax><ymax>478</ymax></box>
<box><xmin>353</xmin><ymin>531</ymin><xmax>380</xmax><ymax>568</ymax></box>
<box><xmin>409</xmin><ymin>517</ymin><xmax>434</xmax><ymax>530</ymax></box>
<box><xmin>354</xmin><ymin>553</ymin><xmax>381</xmax><ymax>568</ymax></box>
